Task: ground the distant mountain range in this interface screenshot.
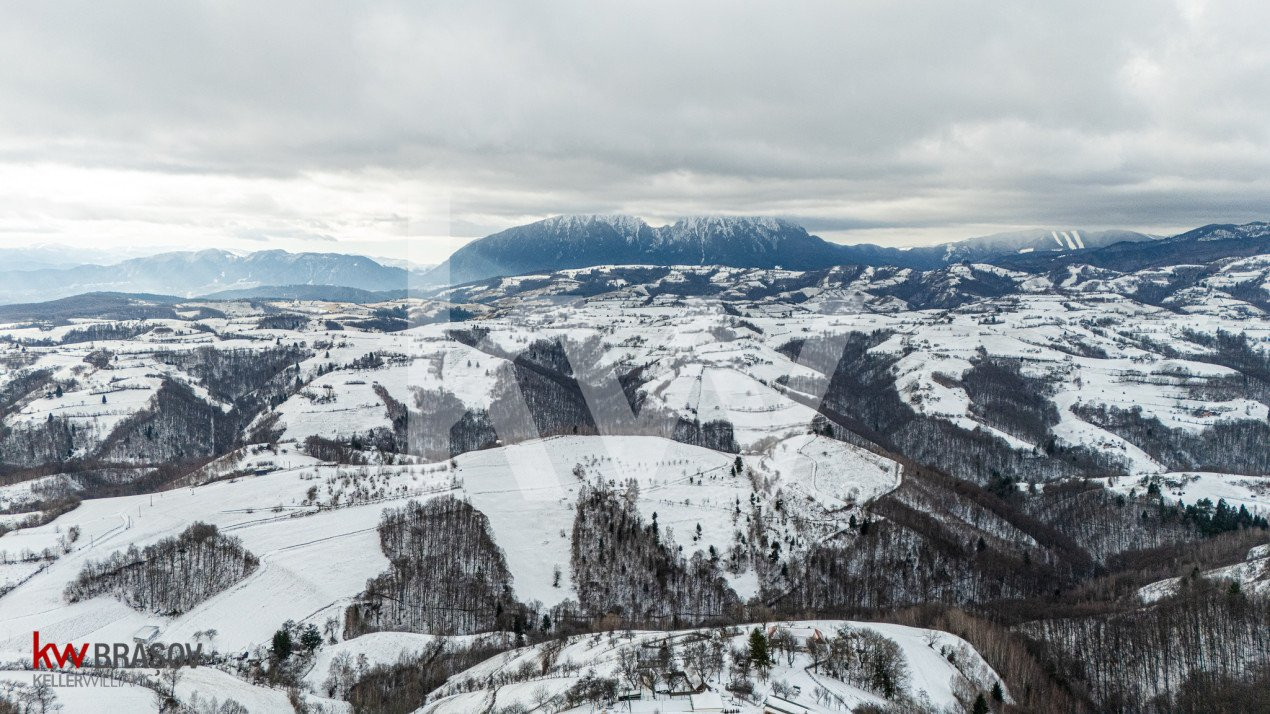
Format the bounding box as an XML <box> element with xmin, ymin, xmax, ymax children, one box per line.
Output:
<box><xmin>199</xmin><ymin>284</ymin><xmax>407</xmax><ymax>302</ymax></box>
<box><xmin>422</xmin><ymin>215</ymin><xmax>1157</xmax><ymax>285</ymax></box>
<box><xmin>0</xmin><ymin>249</ymin><xmax>417</xmax><ymax>304</ymax></box>
<box><xmin>0</xmin><ymin>217</ymin><xmax>1265</xmax><ymax>304</ymax></box>
<box><xmin>997</xmin><ymin>221</ymin><xmax>1270</xmax><ymax>272</ymax></box>
<box><xmin>0</xmin><ymin>245</ymin><xmax>150</xmax><ymax>271</ymax></box>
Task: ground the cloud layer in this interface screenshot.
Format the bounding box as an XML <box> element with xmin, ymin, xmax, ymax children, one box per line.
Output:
<box><xmin>0</xmin><ymin>1</ymin><xmax>1267</xmax><ymax>261</ymax></box>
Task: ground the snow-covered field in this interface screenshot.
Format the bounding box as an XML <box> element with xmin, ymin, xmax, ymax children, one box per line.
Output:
<box><xmin>0</xmin><ymin>460</ymin><xmax>400</xmax><ymax>659</ymax></box>
<box><xmin>0</xmin><ymin>433</ymin><xmax>909</xmax><ymax>713</ymax></box>
<box><xmin>0</xmin><ymin>433</ymin><xmax>899</xmax><ymax>648</ymax></box>
<box><xmin>1099</xmin><ymin>471</ymin><xmax>1269</xmax><ymax>514</ymax></box>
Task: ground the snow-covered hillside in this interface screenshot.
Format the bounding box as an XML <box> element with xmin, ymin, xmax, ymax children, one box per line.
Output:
<box><xmin>1</xmin><ymin>243</ymin><xmax>1268</xmax><ymax>713</ymax></box>
<box><xmin>419</xmin><ymin>620</ymin><xmax>1007</xmax><ymax>714</ymax></box>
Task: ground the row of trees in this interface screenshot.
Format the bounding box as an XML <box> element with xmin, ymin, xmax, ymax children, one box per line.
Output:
<box><xmin>810</xmin><ymin>626</ymin><xmax>912</xmax><ymax>700</ymax></box>
<box><xmin>1023</xmin><ymin>479</ymin><xmax>1201</xmax><ymax>561</ymax></box>
<box><xmin>1023</xmin><ymin>580</ymin><xmax>1270</xmax><ymax>712</ymax></box>
<box><xmin>64</xmin><ymin>522</ymin><xmax>258</xmax><ymax>615</ymax></box>
<box><xmin>570</xmin><ymin>484</ymin><xmax>739</xmax><ymax>625</ymax></box>
<box><xmin>344</xmin><ymin>497</ymin><xmax>521</xmax><ymax>636</ymax></box>
<box><xmin>340</xmin><ymin>636</ymin><xmax>512</xmax><ymax>714</ymax></box>
<box><xmin>1075</xmin><ymin>403</ymin><xmax>1270</xmax><ymax>475</ymax></box>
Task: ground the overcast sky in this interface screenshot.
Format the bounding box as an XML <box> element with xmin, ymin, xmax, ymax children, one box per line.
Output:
<box><xmin>0</xmin><ymin>0</ymin><xmax>1267</xmax><ymax>264</ymax></box>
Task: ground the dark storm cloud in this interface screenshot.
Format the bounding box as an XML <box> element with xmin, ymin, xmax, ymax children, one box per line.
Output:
<box><xmin>0</xmin><ymin>0</ymin><xmax>1266</xmax><ymax>256</ymax></box>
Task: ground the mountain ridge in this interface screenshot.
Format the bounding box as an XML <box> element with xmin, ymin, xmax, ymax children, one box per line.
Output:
<box><xmin>0</xmin><ymin>249</ymin><xmax>416</xmax><ymax>304</ymax></box>
<box><xmin>1</xmin><ymin>218</ymin><xmax>1260</xmax><ymax>303</ymax></box>
<box><xmin>424</xmin><ymin>214</ymin><xmax>1161</xmax><ymax>285</ymax></box>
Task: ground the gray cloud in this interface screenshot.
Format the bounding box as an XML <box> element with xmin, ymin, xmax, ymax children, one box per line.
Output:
<box><xmin>0</xmin><ymin>0</ymin><xmax>1266</xmax><ymax>259</ymax></box>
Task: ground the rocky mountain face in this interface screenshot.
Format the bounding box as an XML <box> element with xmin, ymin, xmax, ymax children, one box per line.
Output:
<box><xmin>425</xmin><ymin>215</ymin><xmax>1160</xmax><ymax>285</ymax></box>
<box><xmin>424</xmin><ymin>215</ymin><xmax>847</xmax><ymax>285</ymax></box>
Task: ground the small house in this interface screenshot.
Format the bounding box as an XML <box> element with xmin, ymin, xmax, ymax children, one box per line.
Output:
<box><xmin>132</xmin><ymin>625</ymin><xmax>160</xmax><ymax>645</ymax></box>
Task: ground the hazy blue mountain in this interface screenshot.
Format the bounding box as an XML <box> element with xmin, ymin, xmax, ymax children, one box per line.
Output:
<box><xmin>0</xmin><ymin>245</ymin><xmax>148</xmax><ymax>271</ymax></box>
<box><xmin>0</xmin><ymin>249</ymin><xmax>413</xmax><ymax>304</ymax></box>
<box><xmin>199</xmin><ymin>284</ymin><xmax>407</xmax><ymax>303</ymax></box>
